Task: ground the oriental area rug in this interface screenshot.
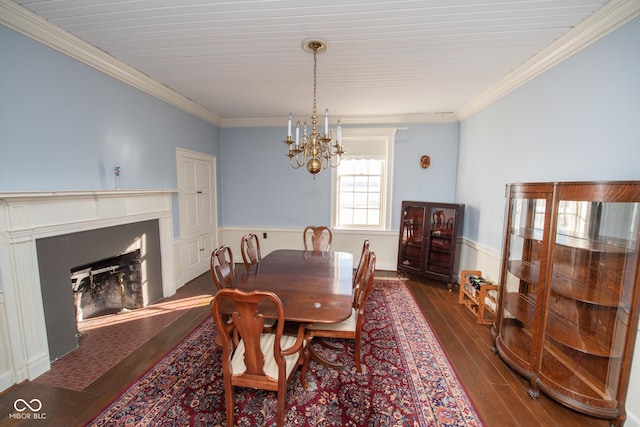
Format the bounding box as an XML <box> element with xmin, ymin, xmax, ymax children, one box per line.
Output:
<box><xmin>87</xmin><ymin>280</ymin><xmax>484</xmax><ymax>426</ymax></box>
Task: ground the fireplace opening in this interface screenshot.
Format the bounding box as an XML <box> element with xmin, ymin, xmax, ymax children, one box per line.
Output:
<box><xmin>71</xmin><ymin>249</ymin><xmax>143</xmax><ymax>322</ymax></box>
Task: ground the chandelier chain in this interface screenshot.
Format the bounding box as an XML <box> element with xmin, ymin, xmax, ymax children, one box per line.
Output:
<box><xmin>312</xmin><ymin>46</ymin><xmax>318</xmax><ymax>121</ymax></box>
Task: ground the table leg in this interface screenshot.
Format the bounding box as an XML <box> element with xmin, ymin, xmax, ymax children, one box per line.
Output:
<box><xmin>307</xmin><ymin>337</ymin><xmax>345</xmax><ymax>369</ymax></box>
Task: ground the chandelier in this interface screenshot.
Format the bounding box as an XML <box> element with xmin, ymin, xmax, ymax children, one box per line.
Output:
<box><xmin>284</xmin><ymin>39</ymin><xmax>344</xmax><ymax>178</ymax></box>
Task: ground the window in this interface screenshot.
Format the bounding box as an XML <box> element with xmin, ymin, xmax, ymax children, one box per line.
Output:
<box><xmin>331</xmin><ymin>129</ymin><xmax>395</xmax><ymax>230</ymax></box>
<box><xmin>337</xmin><ymin>159</ymin><xmax>382</xmax><ymax>226</ymax></box>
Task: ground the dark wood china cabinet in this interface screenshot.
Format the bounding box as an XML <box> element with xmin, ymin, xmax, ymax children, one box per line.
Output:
<box><xmin>493</xmin><ymin>181</ymin><xmax>640</xmax><ymax>426</ymax></box>
<box><xmin>397</xmin><ymin>201</ymin><xmax>464</xmax><ymax>287</ymax></box>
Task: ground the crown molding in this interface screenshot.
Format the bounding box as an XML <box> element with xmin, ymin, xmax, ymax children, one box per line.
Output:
<box><xmin>455</xmin><ymin>0</ymin><xmax>640</xmax><ymax>120</ymax></box>
<box><xmin>221</xmin><ymin>112</ymin><xmax>457</xmax><ymax>128</ymax></box>
<box><xmin>0</xmin><ymin>0</ymin><xmax>222</xmax><ymax>126</ymax></box>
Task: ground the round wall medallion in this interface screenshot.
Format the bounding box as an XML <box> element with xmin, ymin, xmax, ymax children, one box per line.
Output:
<box><xmin>420</xmin><ymin>155</ymin><xmax>431</xmax><ymax>169</ymax></box>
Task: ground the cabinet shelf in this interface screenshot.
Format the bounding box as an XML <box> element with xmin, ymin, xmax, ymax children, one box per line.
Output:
<box><xmin>546</xmin><ymin>305</ymin><xmax>622</xmax><ymax>358</ymax></box>
<box><xmin>430</xmin><ymin>247</ymin><xmax>452</xmax><ymax>255</ymax></box>
<box><xmin>550</xmin><ymin>273</ymin><xmax>622</xmax><ymax>307</ymax></box>
<box><xmin>502</xmin><ymin>292</ymin><xmax>536</xmax><ymax>327</ymax></box>
<box><xmin>504</xmin><ymin>273</ymin><xmax>622</xmax><ymax>357</ymax></box>
<box><xmin>512</xmin><ymin>227</ymin><xmax>544</xmax><ymax>241</ymax></box>
<box><xmin>556</xmin><ymin>233</ymin><xmax>631</xmax><ymax>253</ymax></box>
<box><xmin>512</xmin><ymin>228</ymin><xmax>631</xmax><ymax>253</ymax></box>
<box><xmin>495</xmin><ymin>323</ymin><xmax>535</xmax><ymax>372</ymax></box>
<box><xmin>402</xmin><ymin>240</ymin><xmax>422</xmax><ymax>248</ymax></box>
<box><xmin>494</xmin><ymin>180</ymin><xmax>640</xmax><ymax>425</ymax></box>
<box><xmin>509</xmin><ymin>259</ymin><xmax>625</xmax><ymax>307</ymax></box>
<box><xmin>507</xmin><ymin>260</ymin><xmax>541</xmax><ymax>285</ymax></box>
<box><xmin>539</xmin><ymin>341</ymin><xmax>618</xmax><ymax>408</ymax></box>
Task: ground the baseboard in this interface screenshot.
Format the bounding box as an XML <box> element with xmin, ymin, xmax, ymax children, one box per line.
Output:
<box><xmin>0</xmin><ymin>369</ymin><xmax>15</xmax><ymax>394</ymax></box>
<box><xmin>26</xmin><ymin>354</ymin><xmax>50</xmax><ymax>382</ymax></box>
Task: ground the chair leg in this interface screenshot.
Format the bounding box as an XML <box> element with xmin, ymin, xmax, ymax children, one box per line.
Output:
<box><xmin>355</xmin><ymin>332</ymin><xmax>362</xmax><ymax>373</ymax></box>
<box><xmin>276</xmin><ymin>389</ymin><xmax>286</xmax><ymax>427</ymax></box>
<box><xmin>300</xmin><ymin>347</ymin><xmax>309</xmax><ymax>388</ymax></box>
<box><xmin>224</xmin><ymin>383</ymin><xmax>234</xmax><ymax>427</ymax></box>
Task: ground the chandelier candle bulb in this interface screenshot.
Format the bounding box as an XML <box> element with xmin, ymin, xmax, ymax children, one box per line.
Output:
<box><xmin>288</xmin><ymin>113</ymin><xmax>292</xmax><ymax>138</ymax></box>
<box><xmin>324</xmin><ymin>109</ymin><xmax>329</xmax><ymax>135</ymax></box>
<box><xmin>296</xmin><ymin>121</ymin><xmax>300</xmax><ymax>146</ymax></box>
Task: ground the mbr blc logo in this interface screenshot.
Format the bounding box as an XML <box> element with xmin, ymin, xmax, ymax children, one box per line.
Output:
<box><xmin>9</xmin><ymin>398</ymin><xmax>46</xmax><ymax>420</ymax></box>
<box><xmin>14</xmin><ymin>398</ymin><xmax>42</xmax><ymax>412</ymax></box>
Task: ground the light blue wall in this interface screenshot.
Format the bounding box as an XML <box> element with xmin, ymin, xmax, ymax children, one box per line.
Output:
<box><xmin>220</xmin><ymin>123</ymin><xmax>459</xmax><ymax>229</ymax></box>
<box><xmin>392</xmin><ymin>124</ymin><xmax>460</xmax><ymax>214</ymax></box>
<box><xmin>0</xmin><ymin>25</ymin><xmax>220</xmax><ymax>194</ymax></box>
<box><xmin>456</xmin><ymin>16</ymin><xmax>640</xmax><ymax>252</ymax></box>
<box><xmin>0</xmin><ymin>24</ymin><xmax>460</xmax><ymax>235</ymax></box>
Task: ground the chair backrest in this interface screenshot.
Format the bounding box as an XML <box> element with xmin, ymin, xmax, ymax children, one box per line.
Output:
<box><xmin>212</xmin><ymin>288</ymin><xmax>286</xmax><ymax>383</ymax></box>
<box><xmin>211</xmin><ymin>288</ymin><xmax>307</xmax><ymax>426</ymax></box>
<box><xmin>240</xmin><ymin>233</ymin><xmax>262</xmax><ymax>270</ymax></box>
<box><xmin>210</xmin><ymin>245</ymin><xmax>236</xmax><ymax>291</ymax></box>
<box><xmin>353</xmin><ymin>251</ymin><xmax>376</xmax><ymax>313</ymax></box>
<box><xmin>353</xmin><ymin>238</ymin><xmax>370</xmax><ymax>287</ymax></box>
<box><xmin>303</xmin><ymin>226</ymin><xmax>333</xmax><ymax>251</ymax></box>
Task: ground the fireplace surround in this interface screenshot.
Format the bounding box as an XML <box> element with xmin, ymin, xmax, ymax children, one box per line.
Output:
<box><xmin>0</xmin><ymin>190</ymin><xmax>176</xmax><ymax>390</ymax></box>
<box><xmin>37</xmin><ymin>219</ymin><xmax>164</xmax><ymax>359</ymax></box>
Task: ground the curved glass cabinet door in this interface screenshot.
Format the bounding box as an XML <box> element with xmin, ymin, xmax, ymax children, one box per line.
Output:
<box><xmin>538</xmin><ymin>185</ymin><xmax>640</xmax><ymax>419</ymax></box>
<box><xmin>495</xmin><ymin>184</ymin><xmax>553</xmax><ymax>376</ymax></box>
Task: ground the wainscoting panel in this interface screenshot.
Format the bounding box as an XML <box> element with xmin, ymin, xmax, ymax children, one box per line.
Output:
<box><xmin>458</xmin><ymin>238</ymin><xmax>502</xmax><ymax>282</ymax></box>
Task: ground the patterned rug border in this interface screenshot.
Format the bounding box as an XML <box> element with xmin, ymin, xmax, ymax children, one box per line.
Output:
<box><xmin>382</xmin><ymin>282</ymin><xmax>484</xmax><ymax>426</ymax></box>
<box><xmin>88</xmin><ymin>279</ymin><xmax>484</xmax><ymax>426</ymax></box>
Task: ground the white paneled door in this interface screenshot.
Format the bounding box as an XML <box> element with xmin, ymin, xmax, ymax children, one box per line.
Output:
<box><xmin>177</xmin><ymin>148</ymin><xmax>218</xmax><ymax>283</ymax></box>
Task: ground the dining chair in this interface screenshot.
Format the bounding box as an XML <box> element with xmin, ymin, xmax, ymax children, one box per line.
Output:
<box><xmin>210</xmin><ymin>245</ymin><xmax>236</xmax><ymax>291</ymax></box>
<box><xmin>211</xmin><ymin>288</ymin><xmax>308</xmax><ymax>427</ymax></box>
<box><xmin>306</xmin><ymin>250</ymin><xmax>376</xmax><ymax>372</ymax></box>
<box><xmin>240</xmin><ymin>233</ymin><xmax>262</xmax><ymax>270</ymax></box>
<box><xmin>303</xmin><ymin>225</ymin><xmax>333</xmax><ymax>251</ymax></box>
<box><xmin>353</xmin><ymin>238</ymin><xmax>370</xmax><ymax>288</ymax></box>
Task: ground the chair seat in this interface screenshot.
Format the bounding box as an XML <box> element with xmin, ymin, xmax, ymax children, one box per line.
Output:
<box><xmin>307</xmin><ymin>307</ymin><xmax>357</xmax><ymax>333</ymax></box>
<box><xmin>231</xmin><ymin>333</ymin><xmax>302</xmax><ymax>380</ymax></box>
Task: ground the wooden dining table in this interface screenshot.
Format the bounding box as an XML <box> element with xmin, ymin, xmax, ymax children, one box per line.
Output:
<box><xmin>226</xmin><ymin>249</ymin><xmax>354</xmax><ymax>324</ymax></box>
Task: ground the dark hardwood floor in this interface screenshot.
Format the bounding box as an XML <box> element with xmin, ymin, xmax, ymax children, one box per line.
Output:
<box><xmin>0</xmin><ymin>270</ymin><xmax>611</xmax><ymax>426</ymax></box>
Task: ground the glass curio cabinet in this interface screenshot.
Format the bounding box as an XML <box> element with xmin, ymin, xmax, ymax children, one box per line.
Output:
<box><xmin>397</xmin><ymin>201</ymin><xmax>464</xmax><ymax>287</ymax></box>
<box><xmin>493</xmin><ymin>181</ymin><xmax>640</xmax><ymax>426</ymax></box>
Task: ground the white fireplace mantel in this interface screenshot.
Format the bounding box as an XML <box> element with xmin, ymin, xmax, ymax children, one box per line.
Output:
<box><xmin>0</xmin><ymin>189</ymin><xmax>178</xmax><ymax>391</ymax></box>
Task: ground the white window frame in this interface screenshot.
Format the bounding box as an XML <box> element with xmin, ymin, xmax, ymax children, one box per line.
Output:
<box><xmin>331</xmin><ymin>128</ymin><xmax>396</xmax><ymax>231</ymax></box>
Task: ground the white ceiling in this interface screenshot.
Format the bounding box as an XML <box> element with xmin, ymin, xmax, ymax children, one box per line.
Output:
<box><xmin>7</xmin><ymin>0</ymin><xmax>636</xmax><ymax>125</ymax></box>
